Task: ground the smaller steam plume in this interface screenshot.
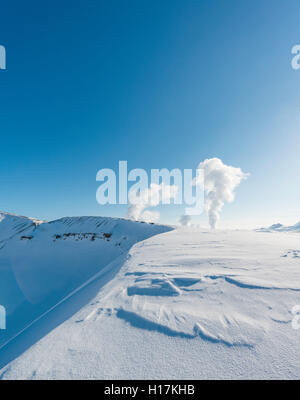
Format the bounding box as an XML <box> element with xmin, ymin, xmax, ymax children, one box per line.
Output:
<box><xmin>127</xmin><ymin>183</ymin><xmax>178</xmax><ymax>223</ymax></box>
<box><xmin>179</xmin><ymin>215</ymin><xmax>192</xmax><ymax>227</ymax></box>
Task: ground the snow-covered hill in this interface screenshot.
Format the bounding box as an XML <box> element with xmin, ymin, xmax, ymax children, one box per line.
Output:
<box><xmin>1</xmin><ymin>224</ymin><xmax>300</xmax><ymax>379</ymax></box>
<box><xmin>0</xmin><ymin>212</ymin><xmax>172</xmax><ymax>349</ymax></box>
<box><xmin>256</xmin><ymin>221</ymin><xmax>300</xmax><ymax>233</ymax></box>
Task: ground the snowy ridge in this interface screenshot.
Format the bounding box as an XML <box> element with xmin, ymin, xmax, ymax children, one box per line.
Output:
<box><xmin>0</xmin><ymin>213</ymin><xmax>172</xmax><ymax>349</ymax></box>
<box><xmin>0</xmin><ymin>212</ymin><xmax>43</xmax><ymax>245</ymax></box>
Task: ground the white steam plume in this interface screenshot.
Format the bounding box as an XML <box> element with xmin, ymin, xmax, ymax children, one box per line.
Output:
<box><xmin>127</xmin><ymin>183</ymin><xmax>178</xmax><ymax>223</ymax></box>
<box><xmin>196</xmin><ymin>158</ymin><xmax>248</xmax><ymax>229</ymax></box>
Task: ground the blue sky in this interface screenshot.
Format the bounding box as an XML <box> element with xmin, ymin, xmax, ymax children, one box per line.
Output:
<box><xmin>0</xmin><ymin>0</ymin><xmax>299</xmax><ymax>227</ymax></box>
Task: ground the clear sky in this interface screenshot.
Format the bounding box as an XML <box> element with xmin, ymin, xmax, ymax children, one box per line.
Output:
<box><xmin>0</xmin><ymin>0</ymin><xmax>299</xmax><ymax>227</ymax></box>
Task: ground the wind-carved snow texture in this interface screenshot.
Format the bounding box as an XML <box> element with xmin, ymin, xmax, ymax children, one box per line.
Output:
<box><xmin>281</xmin><ymin>249</ymin><xmax>300</xmax><ymax>259</ymax></box>
<box><xmin>99</xmin><ymin>229</ymin><xmax>299</xmax><ymax>349</ymax></box>
<box><xmin>1</xmin><ymin>220</ymin><xmax>300</xmax><ymax>379</ymax></box>
<box><xmin>46</xmin><ymin>228</ymin><xmax>300</xmax><ymax>350</ymax></box>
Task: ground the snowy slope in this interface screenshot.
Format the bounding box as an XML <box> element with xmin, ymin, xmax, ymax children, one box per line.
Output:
<box><xmin>1</xmin><ymin>227</ymin><xmax>300</xmax><ymax>379</ymax></box>
<box><xmin>0</xmin><ymin>213</ymin><xmax>172</xmax><ymax>349</ymax></box>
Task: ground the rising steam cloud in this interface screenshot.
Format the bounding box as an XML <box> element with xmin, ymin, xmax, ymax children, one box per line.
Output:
<box><xmin>196</xmin><ymin>158</ymin><xmax>248</xmax><ymax>229</ymax></box>
<box><xmin>127</xmin><ymin>158</ymin><xmax>247</xmax><ymax>227</ymax></box>
<box><xmin>127</xmin><ymin>183</ymin><xmax>178</xmax><ymax>223</ymax></box>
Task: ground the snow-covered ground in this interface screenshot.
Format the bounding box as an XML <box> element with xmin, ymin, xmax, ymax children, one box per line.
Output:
<box><xmin>1</xmin><ymin>214</ymin><xmax>300</xmax><ymax>379</ymax></box>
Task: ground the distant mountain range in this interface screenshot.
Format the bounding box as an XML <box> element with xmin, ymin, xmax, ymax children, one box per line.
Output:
<box><xmin>256</xmin><ymin>221</ymin><xmax>300</xmax><ymax>233</ymax></box>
